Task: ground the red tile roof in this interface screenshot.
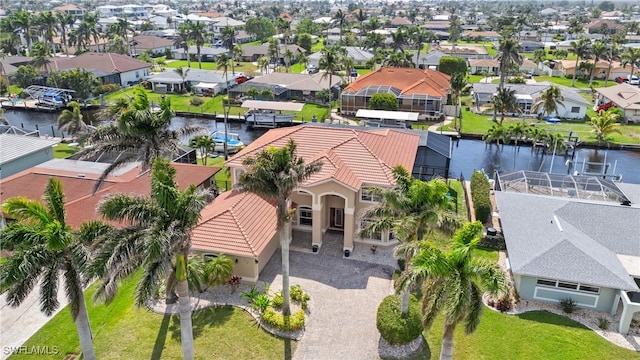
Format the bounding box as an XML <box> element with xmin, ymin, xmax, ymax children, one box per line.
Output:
<box><xmin>1</xmin><ymin>162</ymin><xmax>219</xmax><ymax>228</ymax></box>
<box><xmin>131</xmin><ymin>35</ymin><xmax>174</xmax><ymax>50</ymax></box>
<box><xmin>343</xmin><ymin>67</ymin><xmax>450</xmax><ymax>97</ymax></box>
<box><xmin>191</xmin><ymin>191</ymin><xmax>277</xmax><ymax>257</ymax></box>
<box><xmin>226</xmin><ymin>125</ymin><xmax>420</xmax><ymax>189</ymax></box>
<box><xmin>50</xmin><ymin>52</ymin><xmax>150</xmax><ymax>74</ymax></box>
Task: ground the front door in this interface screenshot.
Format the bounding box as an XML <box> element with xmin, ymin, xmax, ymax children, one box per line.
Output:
<box><xmin>329</xmin><ymin>207</ymin><xmax>344</xmax><ymax>229</ymax></box>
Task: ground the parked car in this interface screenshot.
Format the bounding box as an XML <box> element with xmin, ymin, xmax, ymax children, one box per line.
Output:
<box><xmin>350</xmin><ymin>69</ymin><xmax>358</xmax><ymax>77</ymax></box>
<box><xmin>628</xmin><ymin>75</ymin><xmax>640</xmax><ymax>86</ymax></box>
<box><xmin>615</xmin><ymin>76</ymin><xmax>627</xmax><ymax>84</ymax></box>
<box><xmin>307</xmin><ymin>65</ymin><xmax>318</xmax><ymax>74</ymax></box>
<box><xmin>213</xmin><ymin>40</ymin><xmax>223</xmax><ymax>48</ymax></box>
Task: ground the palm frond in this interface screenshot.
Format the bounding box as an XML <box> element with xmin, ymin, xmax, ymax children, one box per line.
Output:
<box><xmin>463</xmin><ymin>282</ymin><xmax>483</xmax><ymax>334</ymax></box>
<box><xmin>62</xmin><ymin>260</ymin><xmax>84</xmax><ymax>320</ymax></box>
<box><xmin>38</xmin><ymin>257</ymin><xmax>61</xmax><ymax>316</ymax></box>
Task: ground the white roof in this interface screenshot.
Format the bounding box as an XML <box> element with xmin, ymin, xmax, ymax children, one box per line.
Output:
<box><xmin>355</xmin><ymin>109</ymin><xmax>420</xmax><ymax>122</ymax></box>
<box><xmin>193</xmin><ymin>82</ymin><xmax>219</xmax><ymax>89</ymax></box>
<box><xmin>0</xmin><ymin>134</ymin><xmax>59</xmax><ymax>165</ymax></box>
<box><xmin>241</xmin><ymin>100</ymin><xmax>304</xmax><ymax>112</ymax></box>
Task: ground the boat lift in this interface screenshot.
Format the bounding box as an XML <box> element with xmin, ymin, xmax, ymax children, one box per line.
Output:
<box><xmin>22</xmin><ymin>86</ymin><xmax>75</xmax><ymax>109</ymax></box>
<box><xmin>241</xmin><ymin>100</ymin><xmax>304</xmax><ymax>128</ymax></box>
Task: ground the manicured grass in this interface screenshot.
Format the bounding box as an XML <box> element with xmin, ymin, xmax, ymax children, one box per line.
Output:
<box><xmin>11</xmin><ymin>274</ymin><xmax>292</xmax><ymax>360</ymax></box>
<box><xmin>52</xmin><ymin>143</ymin><xmax>79</xmax><ymax>159</ymax></box>
<box><xmin>447</xmin><ymin>179</ymin><xmax>468</xmax><ymax>221</ymax></box>
<box><xmin>289</xmin><ymin>63</ymin><xmax>306</xmax><ymax>73</ymax></box>
<box><xmin>467</xmin><ymin>75</ymin><xmax>489</xmax><ymax>84</ymax></box>
<box><xmin>294</xmin><ymin>103</ymin><xmax>330</xmax><ymax>122</ymax></box>
<box><xmin>164</xmin><ymin>60</ymin><xmax>259</xmax><ymax>76</ymax></box>
<box><xmin>424</xmin><ymin>310</ymin><xmax>640</xmax><ymax>360</ymax></box>
<box><xmin>356</xmin><ymin>68</ymin><xmax>372</xmax><ymax>76</ymax></box>
<box><xmin>533</xmin><ymin>75</ymin><xmax>614</xmax><ymax>89</ymax></box>
<box><xmin>200</xmin><ymin>156</ymin><xmax>232</xmax><ymax>190</ymax></box>
<box><xmin>9</xmin><ymin>84</ymin><xmax>22</xmax><ymax>94</ymax></box>
<box><xmin>311</xmin><ymin>40</ymin><xmax>325</xmax><ymax>53</ymax></box>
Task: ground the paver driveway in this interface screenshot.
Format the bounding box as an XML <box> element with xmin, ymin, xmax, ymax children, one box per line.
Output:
<box><xmin>260</xmin><ymin>233</ymin><xmax>396</xmax><ymax>360</ymax></box>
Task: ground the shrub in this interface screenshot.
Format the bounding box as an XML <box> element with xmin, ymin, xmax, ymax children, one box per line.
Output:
<box><xmin>439</xmin><ymin>56</ymin><xmax>468</xmax><ymax>76</ymax></box>
<box><xmin>560</xmin><ymin>298</ymin><xmax>577</xmax><ymax>314</ymax></box>
<box><xmin>241</xmin><ymin>286</ymin><xmax>259</xmax><ymax>303</ymax></box>
<box><xmin>376</xmin><ymin>295</ymin><xmax>422</xmax><ymax>345</ymax></box>
<box><xmin>597</xmin><ymin>316</ymin><xmax>610</xmax><ymax>330</ymax></box>
<box><xmin>507</xmin><ymin>76</ymin><xmax>526</xmax><ymax>84</ymax></box>
<box><xmin>495</xmin><ymin>295</ymin><xmax>512</xmax><ymax>313</ymax></box>
<box><xmin>94</xmin><ymin>83</ymin><xmax>120</xmax><ymax>96</ymax></box>
<box><xmin>470</xmin><ymin>171</ymin><xmax>491</xmax><ymax>223</ymax></box>
<box><xmin>190</xmin><ymin>97</ymin><xmax>204</xmax><ymax>106</ymax></box>
<box><xmin>369</xmin><ymin>93</ymin><xmax>398</xmax><ymax>111</ymax></box>
<box><xmin>251</xmin><ymin>293</ymin><xmax>271</xmax><ymax>314</ymax></box>
<box><xmin>262</xmin><ymin>308</ymin><xmax>305</xmax><ymax>331</ymax></box>
<box><xmin>478</xmin><ymin>234</ymin><xmax>506</xmax><ymax>250</ymax></box>
<box><xmin>272</xmin><ymin>293</ymin><xmax>284</xmax><ymax>309</ymax></box>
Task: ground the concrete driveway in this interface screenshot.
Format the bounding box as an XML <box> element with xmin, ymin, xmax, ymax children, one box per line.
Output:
<box><xmin>260</xmin><ymin>233</ymin><xmax>395</xmax><ymax>360</ymax></box>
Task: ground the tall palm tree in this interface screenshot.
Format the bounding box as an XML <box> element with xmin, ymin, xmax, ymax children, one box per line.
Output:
<box><xmin>189</xmin><ymin>134</ymin><xmax>215</xmax><ymax>165</ymax></box>
<box><xmin>319</xmin><ymin>45</ymin><xmax>345</xmax><ymax>105</ymax></box>
<box><xmin>57</xmin><ymin>11</ymin><xmax>75</xmax><ymax>56</ymax></box>
<box><xmin>532</xmin><ymin>85</ymin><xmax>565</xmax><ymax>118</ymax></box>
<box><xmin>492</xmin><ymin>87</ymin><xmax>521</xmax><ymax>125</ymax></box>
<box><xmin>82</xmin><ymin>13</ymin><xmax>102</xmax><ymax>53</ymax></box>
<box><xmin>80</xmin><ymin>87</ymin><xmax>202</xmax><ymax>191</ymax></box>
<box><xmin>483</xmin><ymin>124</ymin><xmax>508</xmax><ymax>148</ymax></box>
<box><xmin>188</xmin><ymin>21</ymin><xmax>207</xmax><ymax>69</ymax></box>
<box><xmin>174</xmin><ymin>67</ymin><xmax>190</xmax><ymax>93</ymax></box>
<box><xmin>621</xmin><ymin>47</ymin><xmax>640</xmax><ymax>80</ymax></box>
<box><xmin>603</xmin><ymin>41</ymin><xmax>621</xmax><ymax>87</ymax></box>
<box><xmin>588</xmin><ymin>109</ymin><xmax>622</xmax><ymax>145</ymax></box>
<box><xmin>332</xmin><ymin>9</ymin><xmax>347</xmax><ymax>43</ymax></box>
<box><xmin>410</xmin><ymin>28</ymin><xmax>434</xmax><ymax>67</ymax></box>
<box><xmin>221</xmin><ymin>26</ymin><xmax>237</xmax><ymax>75</ymax></box>
<box><xmin>93</xmin><ymin>159</ymin><xmax>210</xmax><ymax>360</ymax></box>
<box><xmin>569</xmin><ymin>37</ymin><xmax>592</xmax><ymax>87</ymax></box>
<box><xmin>174</xmin><ymin>25</ymin><xmax>191</xmax><ymax>67</ymax></box>
<box><xmin>589</xmin><ymin>41</ymin><xmax>607</xmax><ymax>87</ymax></box>
<box><xmin>356</xmin><ymin>9</ymin><xmax>367</xmax><ymax>33</ymax></box>
<box><xmin>257</xmin><ymin>55</ymin><xmax>270</xmax><ymax>74</ymax></box>
<box><xmin>238</xmin><ymin>139</ymin><xmax>322</xmax><ymax>316</ymax></box>
<box><xmin>390</xmin><ymin>28</ymin><xmax>408</xmax><ymax>52</ymax></box>
<box><xmin>450</xmin><ymin>73</ymin><xmax>467</xmax><ymax>128</ymax></box>
<box><xmin>39</xmin><ymin>11</ymin><xmax>57</xmax><ymax>56</ymax></box>
<box><xmin>496</xmin><ymin>38</ymin><xmax>523</xmax><ymax>90</ymax></box>
<box><xmin>12</xmin><ymin>11</ymin><xmax>35</xmax><ymax>54</ymax></box>
<box><xmin>58</xmin><ymin>101</ymin><xmax>87</xmax><ymax>136</ymax></box>
<box><xmin>408</xmin><ymin>221</ymin><xmax>508</xmax><ymax>360</ymax></box>
<box><xmin>360</xmin><ymin>167</ymin><xmax>460</xmax><ymax>314</ymax></box>
<box><xmin>1</xmin><ymin>179</ymin><xmax>112</xmax><ymax>360</ymax></box>
<box><xmin>533</xmin><ymin>48</ymin><xmax>546</xmax><ymax>64</ymax></box>
<box><xmin>363</xmin><ymin>32</ymin><xmax>385</xmax><ymax>55</ymax></box>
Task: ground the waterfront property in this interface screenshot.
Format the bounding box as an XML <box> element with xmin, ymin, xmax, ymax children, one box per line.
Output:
<box><xmin>146</xmin><ymin>68</ymin><xmax>234</xmax><ymax>94</ymax></box>
<box><xmin>595</xmin><ymin>83</ymin><xmax>640</xmax><ymax>123</ymax></box>
<box><xmin>340</xmin><ymin>67</ymin><xmax>450</xmax><ymax>119</ymax></box>
<box><xmin>229</xmin><ymin>72</ymin><xmax>342</xmax><ymax>101</ymax></box>
<box><xmin>49</xmin><ymin>52</ymin><xmax>151</xmax><ymax>87</ymax></box>
<box><xmin>495</xmin><ymin>171</ymin><xmax>640</xmax><ymax>334</ymax></box>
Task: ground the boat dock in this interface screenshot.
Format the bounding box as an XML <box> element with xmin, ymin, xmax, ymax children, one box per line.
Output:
<box><xmin>0</xmin><ymin>98</ymin><xmax>100</xmax><ymax>112</ymax></box>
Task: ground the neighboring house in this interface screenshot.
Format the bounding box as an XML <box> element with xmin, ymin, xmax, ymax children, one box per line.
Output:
<box><xmin>495</xmin><ymin>171</ymin><xmax>640</xmax><ymax>334</ymax></box>
<box><xmin>341</xmin><ymin>67</ymin><xmax>451</xmax><ymax>119</ymax></box>
<box><xmin>171</xmin><ymin>46</ymin><xmax>227</xmax><ymax>61</ymax></box>
<box><xmin>146</xmin><ymin>68</ymin><xmax>235</xmax><ymax>94</ymax></box>
<box><xmin>555</xmin><ymin>59</ymin><xmax>633</xmax><ymax>81</ymax></box>
<box><xmin>412</xmin><ymin>51</ymin><xmax>447</xmax><ymax>70</ymax></box>
<box><xmin>240</xmin><ymin>44</ymin><xmax>304</xmax><ymax>64</ymax></box>
<box><xmin>472</xmin><ymin>83</ymin><xmax>590</xmax><ymax>119</ymax></box>
<box><xmin>468</xmin><ymin>58</ymin><xmax>538</xmax><ymax>75</ymax></box>
<box><xmin>209</xmin><ymin>16</ymin><xmax>246</xmax><ymax>34</ymax></box>
<box><xmin>432</xmin><ymin>44</ymin><xmax>493</xmax><ymax>60</ymax></box>
<box><xmin>584</xmin><ymin>19</ymin><xmax>623</xmax><ymax>34</ymax></box>
<box><xmin>461</xmin><ymin>30</ymin><xmax>501</xmax><ymax>42</ymax></box>
<box><xmin>130</xmin><ymin>35</ymin><xmax>175</xmax><ymax>56</ymax></box>
<box><xmin>423</xmin><ymin>21</ymin><xmax>450</xmax><ymax>31</ymax></box>
<box><xmin>595</xmin><ymin>83</ymin><xmax>640</xmax><ymax>123</ymax></box>
<box><xmin>52</xmin><ymin>4</ymin><xmax>85</xmax><ymax>19</ymax></box>
<box><xmin>0</xmin><ymin>159</ymin><xmax>218</xmax><ymax>228</ymax></box>
<box><xmin>389</xmin><ymin>17</ymin><xmax>412</xmax><ymax>28</ymax></box>
<box><xmin>229</xmin><ymin>72</ymin><xmax>342</xmax><ymax>101</ymax></box>
<box><xmin>520</xmin><ymin>40</ymin><xmax>545</xmax><ymax>52</ymax></box>
<box><xmin>235</xmin><ymin>30</ymin><xmax>256</xmax><ymax>44</ymax></box>
<box><xmin>0</xmin><ymin>134</ymin><xmax>59</xmax><ymax>179</ymax></box>
<box><xmin>199</xmin><ymin>125</ymin><xmax>421</xmax><ymax>273</ymax></box>
<box><xmin>0</xmin><ymin>56</ymin><xmax>33</xmax><ymax>76</ymax></box>
<box><xmin>49</xmin><ymin>52</ymin><xmax>151</xmax><ymax>87</ymax></box>
<box><xmin>307</xmin><ymin>46</ymin><xmax>374</xmax><ymax>67</ymax></box>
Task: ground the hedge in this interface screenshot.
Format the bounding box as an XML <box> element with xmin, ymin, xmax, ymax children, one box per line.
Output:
<box><xmin>261</xmin><ymin>308</ymin><xmax>305</xmax><ymax>331</ymax></box>
<box><xmin>376</xmin><ymin>295</ymin><xmax>422</xmax><ymax>345</ymax></box>
<box><xmin>470</xmin><ymin>171</ymin><xmax>491</xmax><ymax>224</ymax></box>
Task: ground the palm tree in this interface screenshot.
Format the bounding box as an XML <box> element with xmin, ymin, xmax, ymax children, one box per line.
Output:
<box><xmin>58</xmin><ymin>101</ymin><xmax>87</xmax><ymax>136</ymax></box>
<box><xmin>1</xmin><ymin>179</ymin><xmax>112</xmax><ymax>360</ymax></box>
<box><xmin>360</xmin><ymin>167</ymin><xmax>460</xmax><ymax>314</ymax></box>
<box><xmin>483</xmin><ymin>124</ymin><xmax>508</xmax><ymax>148</ymax></box>
<box><xmin>621</xmin><ymin>47</ymin><xmax>640</xmax><ymax>80</ymax></box>
<box><xmin>356</xmin><ymin>9</ymin><xmax>367</xmax><ymax>33</ymax></box>
<box><xmin>221</xmin><ymin>26</ymin><xmax>237</xmax><ymax>75</ymax></box>
<box><xmin>82</xmin><ymin>13</ymin><xmax>102</xmax><ymax>53</ymax></box>
<box><xmin>526</xmin><ymin>126</ymin><xmax>548</xmax><ymax>153</ymax></box>
<box><xmin>533</xmin><ymin>48</ymin><xmax>546</xmax><ymax>64</ymax></box>
<box><xmin>12</xmin><ymin>11</ymin><xmax>35</xmax><ymax>54</ymax></box>
<box><xmin>496</xmin><ymin>38</ymin><xmax>523</xmax><ymax>90</ymax></box>
<box><xmin>532</xmin><ymin>85</ymin><xmax>565</xmax><ymax>118</ymax></box>
<box><xmin>57</xmin><ymin>12</ymin><xmax>75</xmax><ymax>56</ymax></box>
<box><xmin>188</xmin><ymin>21</ymin><xmax>207</xmax><ymax>69</ymax></box>
<box><xmin>410</xmin><ymin>28</ymin><xmax>434</xmax><ymax>67</ymax></box>
<box><xmin>217</xmin><ymin>53</ymin><xmax>232</xmax><ymax>159</ymax></box>
<box><xmin>174</xmin><ymin>67</ymin><xmax>190</xmax><ymax>93</ymax></box>
<box><xmin>603</xmin><ymin>41</ymin><xmax>621</xmax><ymax>87</ymax></box>
<box><xmin>588</xmin><ymin>109</ymin><xmax>622</xmax><ymax>145</ymax></box>
<box><xmin>319</xmin><ymin>46</ymin><xmax>345</xmax><ymax>105</ymax></box>
<box><xmin>569</xmin><ymin>37</ymin><xmax>592</xmax><ymax>87</ymax></box>
<box><xmin>232</xmin><ymin>44</ymin><xmax>243</xmax><ymax>70</ymax></box>
<box><xmin>589</xmin><ymin>41</ymin><xmax>607</xmax><ymax>87</ymax></box>
<box><xmin>363</xmin><ymin>32</ymin><xmax>385</xmax><ymax>55</ymax></box>
<box><xmin>390</xmin><ymin>28</ymin><xmax>408</xmax><ymax>52</ymax></box>
<box><xmin>284</xmin><ymin>48</ymin><xmax>293</xmax><ymax>73</ymax></box>
<box><xmin>237</xmin><ymin>139</ymin><xmax>322</xmax><ymax>316</ymax></box>
<box><xmin>408</xmin><ymin>221</ymin><xmax>508</xmax><ymax>360</ymax></box>
<box><xmin>39</xmin><ymin>11</ymin><xmax>57</xmax><ymax>56</ymax></box>
<box><xmin>367</xmin><ymin>16</ymin><xmax>381</xmax><ymax>32</ymax></box>
<box><xmin>332</xmin><ymin>9</ymin><xmax>347</xmax><ymax>43</ymax></box>
<box><xmin>93</xmin><ymin>159</ymin><xmax>210</xmax><ymax>360</ymax></box>
<box><xmin>247</xmin><ymin>87</ymin><xmax>259</xmax><ymax>99</ymax></box>
<box><xmin>80</xmin><ymin>87</ymin><xmax>202</xmax><ymax>191</ymax></box>
<box><xmin>174</xmin><ymin>25</ymin><xmax>191</xmax><ymax>68</ymax></box>
<box><xmin>189</xmin><ymin>134</ymin><xmax>215</xmax><ymax>165</ymax></box>
<box><xmin>492</xmin><ymin>87</ymin><xmax>521</xmax><ymax>125</ymax></box>
<box><xmin>257</xmin><ymin>55</ymin><xmax>270</xmax><ymax>74</ymax></box>
<box><xmin>450</xmin><ymin>73</ymin><xmax>467</xmax><ymax>128</ymax></box>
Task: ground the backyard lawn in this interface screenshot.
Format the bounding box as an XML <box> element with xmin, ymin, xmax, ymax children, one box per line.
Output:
<box><xmin>52</xmin><ymin>143</ymin><xmax>79</xmax><ymax>159</ymax></box>
<box><xmin>10</xmin><ymin>274</ymin><xmax>292</xmax><ymax>360</ymax></box>
<box><xmin>423</xmin><ymin>309</ymin><xmax>640</xmax><ymax>360</ymax></box>
<box><xmin>164</xmin><ymin>60</ymin><xmax>259</xmax><ymax>76</ymax></box>
<box><xmin>533</xmin><ymin>75</ymin><xmax>615</xmax><ymax>89</ymax></box>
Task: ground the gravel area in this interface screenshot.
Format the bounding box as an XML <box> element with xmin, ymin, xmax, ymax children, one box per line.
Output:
<box><xmin>377</xmin><ymin>335</ymin><xmax>425</xmax><ymax>360</ymax></box>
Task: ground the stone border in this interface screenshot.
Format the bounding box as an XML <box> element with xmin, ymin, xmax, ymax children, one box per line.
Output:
<box><xmin>377</xmin><ymin>334</ymin><xmax>425</xmax><ymax>360</ymax></box>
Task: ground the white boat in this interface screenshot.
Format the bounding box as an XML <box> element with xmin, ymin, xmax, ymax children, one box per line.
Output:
<box><xmin>244</xmin><ymin>110</ymin><xmax>295</xmax><ymax>128</ymax></box>
<box><xmin>210</xmin><ymin>131</ymin><xmax>244</xmax><ymax>153</ymax></box>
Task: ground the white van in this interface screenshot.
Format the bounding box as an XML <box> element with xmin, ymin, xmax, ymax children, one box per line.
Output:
<box><xmin>628</xmin><ymin>75</ymin><xmax>639</xmax><ymax>86</ymax></box>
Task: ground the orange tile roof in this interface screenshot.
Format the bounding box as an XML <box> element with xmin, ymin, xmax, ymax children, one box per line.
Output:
<box><xmin>343</xmin><ymin>67</ymin><xmax>450</xmax><ymax>97</ymax></box>
<box><xmin>226</xmin><ymin>125</ymin><xmax>420</xmax><ymax>189</ymax></box>
<box><xmin>1</xmin><ymin>162</ymin><xmax>219</xmax><ymax>229</ymax></box>
<box><xmin>191</xmin><ymin>191</ymin><xmax>277</xmax><ymax>257</ymax></box>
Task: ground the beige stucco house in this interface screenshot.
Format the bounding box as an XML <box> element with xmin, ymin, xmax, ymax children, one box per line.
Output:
<box><xmin>191</xmin><ymin>125</ymin><xmax>422</xmax><ymax>282</ymax></box>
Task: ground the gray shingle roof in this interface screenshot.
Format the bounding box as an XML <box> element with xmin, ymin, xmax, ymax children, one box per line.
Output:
<box><xmin>472</xmin><ymin>83</ymin><xmax>590</xmax><ymax>106</ymax></box>
<box><xmin>0</xmin><ymin>134</ymin><xmax>60</xmax><ymax>165</ymax></box>
<box><xmin>495</xmin><ymin>191</ymin><xmax>640</xmax><ymax>291</ymax></box>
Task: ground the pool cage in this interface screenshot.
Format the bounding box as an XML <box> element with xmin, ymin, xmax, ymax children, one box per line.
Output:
<box><xmin>495</xmin><ymin>170</ymin><xmax>630</xmax><ymax>204</ymax></box>
<box><xmin>341</xmin><ymin>85</ymin><xmax>444</xmax><ymax>118</ymax></box>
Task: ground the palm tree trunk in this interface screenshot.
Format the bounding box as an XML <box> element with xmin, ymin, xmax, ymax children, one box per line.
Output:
<box><xmin>604</xmin><ymin>58</ymin><xmax>612</xmax><ymax>87</ymax></box>
<box><xmin>197</xmin><ymin>47</ymin><xmax>202</xmax><ymax>69</ymax></box>
<box><xmin>571</xmin><ymin>56</ymin><xmax>579</xmax><ymax>87</ymax></box>
<box><xmin>177</xmin><ymin>277</ymin><xmax>194</xmax><ymax>360</ymax></box>
<box><xmin>75</xmin><ymin>292</ymin><xmax>97</xmax><ymax>360</ymax></box>
<box><xmin>165</xmin><ymin>269</ymin><xmax>178</xmax><ymax>302</ymax></box>
<box><xmin>439</xmin><ymin>323</ymin><xmax>456</xmax><ymax>360</ymax></box>
<box><xmin>281</xmin><ymin>214</ymin><xmax>292</xmax><ymax>316</ymax></box>
<box><xmin>588</xmin><ymin>63</ymin><xmax>596</xmax><ymax>87</ymax></box>
<box><xmin>328</xmin><ymin>73</ymin><xmax>333</xmax><ymax>106</ymax></box>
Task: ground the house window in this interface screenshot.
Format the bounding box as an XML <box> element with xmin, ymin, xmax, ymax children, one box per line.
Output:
<box><xmin>298</xmin><ymin>206</ymin><xmax>312</xmax><ymax>226</ymax></box>
<box><xmin>203</xmin><ymin>253</ymin><xmax>218</xmax><ymax>261</ymax></box>
<box><xmin>570</xmin><ymin>106</ymin><xmax>580</xmax><ymax>113</ymax></box>
<box><xmin>536</xmin><ymin>278</ymin><xmax>599</xmax><ymax>294</ymax></box>
<box><xmin>360</xmin><ymin>219</ymin><xmax>382</xmax><ymax>241</ymax></box>
<box><xmin>361</xmin><ymin>187</ymin><xmax>381</xmax><ymax>202</ymax></box>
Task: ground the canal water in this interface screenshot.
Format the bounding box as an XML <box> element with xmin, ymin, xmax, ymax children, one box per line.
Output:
<box><xmin>4</xmin><ymin>110</ymin><xmax>640</xmax><ymax>184</ymax></box>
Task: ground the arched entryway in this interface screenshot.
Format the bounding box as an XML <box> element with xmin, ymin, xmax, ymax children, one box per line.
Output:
<box><xmin>313</xmin><ymin>192</ymin><xmax>354</xmax><ymax>255</ymax></box>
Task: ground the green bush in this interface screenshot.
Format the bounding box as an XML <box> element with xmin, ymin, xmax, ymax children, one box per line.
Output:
<box><xmin>376</xmin><ymin>295</ymin><xmax>422</xmax><ymax>345</ymax></box>
<box><xmin>272</xmin><ymin>293</ymin><xmax>283</xmax><ymax>309</ymax></box>
<box><xmin>560</xmin><ymin>298</ymin><xmax>577</xmax><ymax>314</ymax></box>
<box><xmin>478</xmin><ymin>234</ymin><xmax>506</xmax><ymax>250</ymax></box>
<box><xmin>262</xmin><ymin>308</ymin><xmax>305</xmax><ymax>331</ymax></box>
<box><xmin>190</xmin><ymin>97</ymin><xmax>204</xmax><ymax>106</ymax></box>
<box><xmin>94</xmin><ymin>83</ymin><xmax>120</xmax><ymax>96</ymax></box>
<box><xmin>438</xmin><ymin>56</ymin><xmax>468</xmax><ymax>76</ymax></box>
<box><xmin>470</xmin><ymin>171</ymin><xmax>491</xmax><ymax>223</ymax></box>
<box><xmin>369</xmin><ymin>93</ymin><xmax>398</xmax><ymax>111</ymax></box>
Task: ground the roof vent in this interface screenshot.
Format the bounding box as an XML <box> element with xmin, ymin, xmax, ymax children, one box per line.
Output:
<box><xmin>77</xmin><ymin>174</ymin><xmax>86</xmax><ymax>178</ymax></box>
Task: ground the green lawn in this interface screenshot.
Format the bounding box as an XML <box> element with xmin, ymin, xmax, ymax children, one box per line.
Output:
<box><xmin>311</xmin><ymin>40</ymin><xmax>325</xmax><ymax>53</ymax></box>
<box><xmin>447</xmin><ymin>179</ymin><xmax>468</xmax><ymax>221</ymax></box>
<box><xmin>289</xmin><ymin>63</ymin><xmax>306</xmax><ymax>73</ymax></box>
<box><xmin>533</xmin><ymin>75</ymin><xmax>615</xmax><ymax>89</ymax></box>
<box><xmin>467</xmin><ymin>75</ymin><xmax>489</xmax><ymax>84</ymax></box>
<box><xmin>356</xmin><ymin>68</ymin><xmax>372</xmax><ymax>76</ymax></box>
<box><xmin>53</xmin><ymin>143</ymin><xmax>79</xmax><ymax>159</ymax></box>
<box><xmin>164</xmin><ymin>60</ymin><xmax>259</xmax><ymax>76</ymax></box>
<box><xmin>424</xmin><ymin>310</ymin><xmax>640</xmax><ymax>360</ymax></box>
<box><xmin>198</xmin><ymin>156</ymin><xmax>232</xmax><ymax>190</ymax></box>
<box><xmin>11</xmin><ymin>274</ymin><xmax>292</xmax><ymax>360</ymax></box>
